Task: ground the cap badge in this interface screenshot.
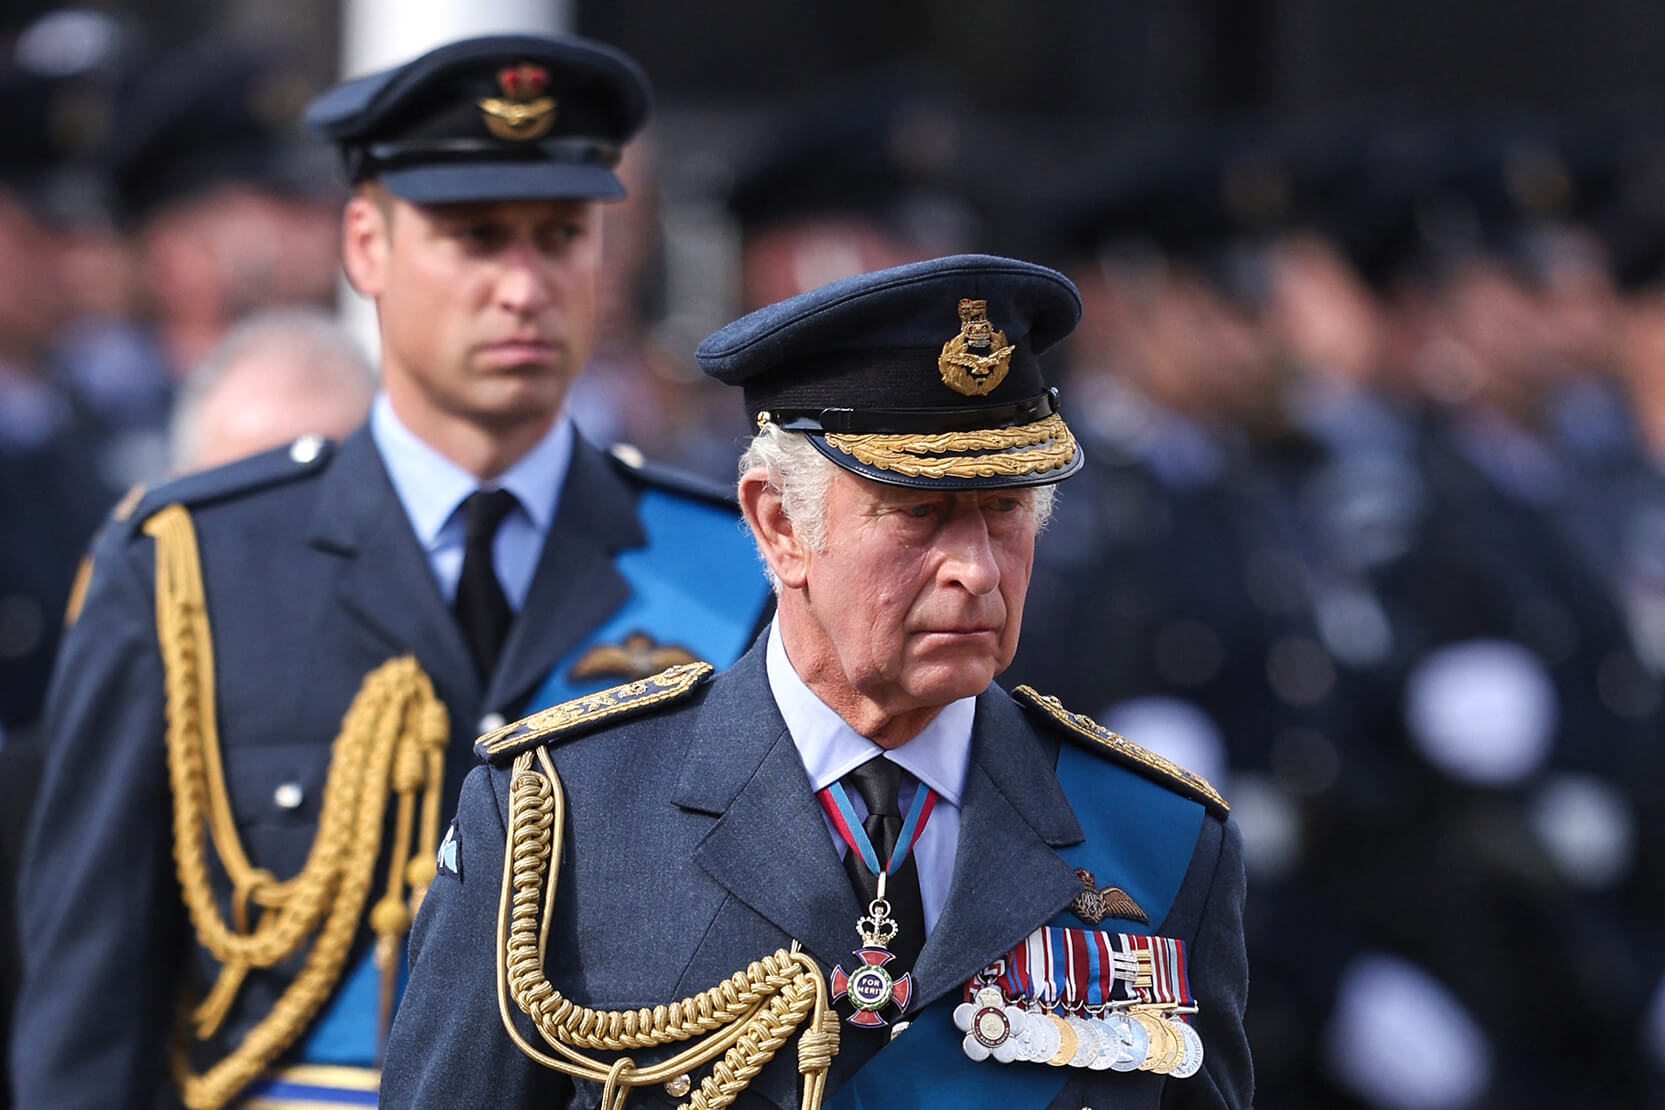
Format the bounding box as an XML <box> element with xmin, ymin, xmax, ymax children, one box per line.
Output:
<box><xmin>939</xmin><ymin>298</ymin><xmax>1015</xmax><ymax>397</ymax></box>
<box><xmin>478</xmin><ymin>63</ymin><xmax>557</xmax><ymax>142</ymax></box>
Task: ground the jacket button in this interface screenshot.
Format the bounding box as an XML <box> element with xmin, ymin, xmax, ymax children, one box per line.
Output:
<box><xmin>479</xmin><ymin>712</ymin><xmax>506</xmax><ymax>733</ymax></box>
<box><xmin>289</xmin><ymin>434</ymin><xmax>325</xmax><ymax>464</ymax></box>
<box><xmin>273</xmin><ymin>781</ymin><xmax>304</xmax><ymax>810</ymax></box>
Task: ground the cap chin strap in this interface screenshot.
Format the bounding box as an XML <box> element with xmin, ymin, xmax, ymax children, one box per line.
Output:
<box><xmin>763</xmin><ymin>387</ymin><xmax>1060</xmax><ymax>436</ymax></box>
<box><xmin>345</xmin><ymin>136</ymin><xmax>621</xmax><ymax>181</ymax></box>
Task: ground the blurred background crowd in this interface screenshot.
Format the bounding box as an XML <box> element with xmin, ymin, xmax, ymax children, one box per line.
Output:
<box><xmin>6</xmin><ymin>1</ymin><xmax>1665</xmax><ymax>1107</ymax></box>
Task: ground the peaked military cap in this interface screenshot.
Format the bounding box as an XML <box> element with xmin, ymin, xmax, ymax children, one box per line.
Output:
<box><xmin>697</xmin><ymin>253</ymin><xmax>1084</xmax><ymax>489</ymax></box>
<box><xmin>304</xmin><ymin>33</ymin><xmax>650</xmax><ymax>204</ymax></box>
<box><xmin>105</xmin><ymin>37</ymin><xmax>332</xmax><ymax>227</ymax></box>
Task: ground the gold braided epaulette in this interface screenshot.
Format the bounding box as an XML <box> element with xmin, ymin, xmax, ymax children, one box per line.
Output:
<box><xmin>1013</xmin><ymin>686</ymin><xmax>1229</xmax><ymax>818</ymax></box>
<box><xmin>476</xmin><ymin>662</ymin><xmax>715</xmax><ymax>762</ymax></box>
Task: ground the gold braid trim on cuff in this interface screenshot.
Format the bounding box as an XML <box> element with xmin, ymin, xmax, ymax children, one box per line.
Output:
<box><xmin>823</xmin><ymin>411</ymin><xmax>1077</xmax><ymax>479</ymax></box>
<box><xmin>497</xmin><ymin>748</ymin><xmax>839</xmax><ymax>1110</ymax></box>
<box><xmin>144</xmin><ymin>505</ymin><xmax>449</xmax><ymax>1110</ymax></box>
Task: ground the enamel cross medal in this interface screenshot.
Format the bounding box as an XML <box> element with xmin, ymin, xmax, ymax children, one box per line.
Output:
<box><xmin>820</xmin><ymin>776</ymin><xmax>935</xmax><ymax>1029</ymax></box>
<box><xmin>830</xmin><ymin>870</ymin><xmax>915</xmax><ymax>1028</ymax></box>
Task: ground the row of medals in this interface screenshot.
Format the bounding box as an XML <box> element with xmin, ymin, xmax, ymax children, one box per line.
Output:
<box><xmin>953</xmin><ymin>985</ymin><xmax>1204</xmax><ymax>1078</ymax></box>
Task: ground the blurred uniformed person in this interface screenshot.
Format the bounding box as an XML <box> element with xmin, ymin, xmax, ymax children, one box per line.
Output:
<box><xmin>167</xmin><ymin>307</ymin><xmax>375</xmax><ymax>474</ymax></box>
<box><xmin>1272</xmin><ymin>116</ymin><xmax>1665</xmax><ymax>1110</ymax></box>
<box><xmin>11</xmin><ymin>33</ymin><xmax>771</xmax><ymax>1109</ymax></box>
<box><xmin>725</xmin><ymin>68</ymin><xmax>985</xmax><ymax>312</ymax></box>
<box><xmin>49</xmin><ymin>34</ymin><xmax>345</xmax><ymax>491</ymax></box>
<box><xmin>380</xmin><ymin>253</ymin><xmax>1252</xmax><ymax>1108</ymax></box>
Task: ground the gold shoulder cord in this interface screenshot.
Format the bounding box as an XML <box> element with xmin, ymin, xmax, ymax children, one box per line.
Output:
<box><xmin>497</xmin><ymin>746</ymin><xmax>840</xmax><ymax>1110</ymax></box>
<box><xmin>143</xmin><ymin>505</ymin><xmax>450</xmax><ymax>1110</ymax></box>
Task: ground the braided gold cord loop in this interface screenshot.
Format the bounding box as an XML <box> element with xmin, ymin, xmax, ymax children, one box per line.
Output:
<box><xmin>495</xmin><ymin>749</ymin><xmax>838</xmax><ymax>1110</ymax></box>
<box><xmin>144</xmin><ymin>506</ymin><xmax>450</xmax><ymax>1110</ymax></box>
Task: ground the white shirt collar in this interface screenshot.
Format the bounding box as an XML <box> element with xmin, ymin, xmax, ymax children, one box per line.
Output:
<box><xmin>765</xmin><ymin>617</ymin><xmax>973</xmax><ymax>806</ymax></box>
<box><xmin>370</xmin><ymin>392</ymin><xmax>572</xmax><ymax>548</ymax></box>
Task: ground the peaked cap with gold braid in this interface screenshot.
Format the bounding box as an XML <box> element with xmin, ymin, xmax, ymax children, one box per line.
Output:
<box><xmin>696</xmin><ymin>254</ymin><xmax>1085</xmax><ymax>490</ymax></box>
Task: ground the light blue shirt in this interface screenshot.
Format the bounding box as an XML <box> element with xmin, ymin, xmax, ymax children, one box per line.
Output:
<box><xmin>765</xmin><ymin>617</ymin><xmax>972</xmax><ymax>933</ymax></box>
<box><xmin>369</xmin><ymin>393</ymin><xmax>572</xmax><ymax>609</ymax></box>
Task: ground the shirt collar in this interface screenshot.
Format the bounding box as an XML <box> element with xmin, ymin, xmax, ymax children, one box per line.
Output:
<box><xmin>765</xmin><ymin>617</ymin><xmax>973</xmax><ymax>807</ymax></box>
<box><xmin>370</xmin><ymin>392</ymin><xmax>572</xmax><ymax>547</ymax></box>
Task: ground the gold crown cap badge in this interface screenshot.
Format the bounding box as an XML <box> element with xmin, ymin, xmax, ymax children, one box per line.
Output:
<box><xmin>938</xmin><ymin>298</ymin><xmax>1015</xmax><ymax>397</ymax></box>
<box><xmin>478</xmin><ymin>62</ymin><xmax>557</xmax><ymax>141</ymax></box>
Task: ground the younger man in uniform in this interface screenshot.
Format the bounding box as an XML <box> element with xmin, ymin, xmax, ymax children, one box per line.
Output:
<box><xmin>12</xmin><ymin>33</ymin><xmax>769</xmax><ymax>1109</ymax></box>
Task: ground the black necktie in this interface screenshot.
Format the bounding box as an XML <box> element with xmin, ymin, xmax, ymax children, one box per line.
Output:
<box><xmin>453</xmin><ymin>489</ymin><xmax>518</xmax><ymax>680</ymax></box>
<box><xmin>840</xmin><ymin>757</ymin><xmax>927</xmax><ymax>971</ymax></box>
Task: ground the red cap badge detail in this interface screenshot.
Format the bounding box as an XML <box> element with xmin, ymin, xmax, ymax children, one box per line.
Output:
<box><xmin>478</xmin><ymin>62</ymin><xmax>557</xmax><ymax>141</ymax></box>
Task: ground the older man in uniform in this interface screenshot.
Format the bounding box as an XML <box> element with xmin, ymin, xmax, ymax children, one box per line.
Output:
<box><xmin>11</xmin><ymin>34</ymin><xmax>769</xmax><ymax>1110</ymax></box>
<box><xmin>381</xmin><ymin>255</ymin><xmax>1252</xmax><ymax>1109</ymax></box>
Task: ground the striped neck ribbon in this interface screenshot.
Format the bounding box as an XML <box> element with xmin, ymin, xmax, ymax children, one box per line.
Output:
<box><xmin>817</xmin><ymin>772</ymin><xmax>936</xmax><ymax>877</ymax></box>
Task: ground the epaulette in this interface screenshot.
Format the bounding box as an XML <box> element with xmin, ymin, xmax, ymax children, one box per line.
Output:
<box><xmin>1013</xmin><ymin>685</ymin><xmax>1229</xmax><ymax>818</ymax></box>
<box><xmin>64</xmin><ymin>482</ymin><xmax>150</xmax><ymax>625</ymax></box>
<box><xmin>127</xmin><ymin>435</ymin><xmax>336</xmax><ymax>527</ymax></box>
<box><xmin>607</xmin><ymin>443</ymin><xmax>738</xmax><ymax>508</ymax></box>
<box><xmin>476</xmin><ymin>661</ymin><xmax>715</xmax><ymax>762</ymax></box>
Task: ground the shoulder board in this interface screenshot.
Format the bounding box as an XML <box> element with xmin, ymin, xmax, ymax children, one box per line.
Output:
<box><xmin>128</xmin><ymin>435</ymin><xmax>335</xmax><ymax>526</ymax></box>
<box><xmin>476</xmin><ymin>661</ymin><xmax>715</xmax><ymax>762</ymax></box>
<box><xmin>110</xmin><ymin>481</ymin><xmax>148</xmax><ymax>522</ymax></box>
<box><xmin>1013</xmin><ymin>685</ymin><xmax>1229</xmax><ymax>817</ymax></box>
<box><xmin>608</xmin><ymin>443</ymin><xmax>738</xmax><ymax>508</ymax></box>
<box><xmin>66</xmin><ymin>482</ymin><xmax>150</xmax><ymax>624</ymax></box>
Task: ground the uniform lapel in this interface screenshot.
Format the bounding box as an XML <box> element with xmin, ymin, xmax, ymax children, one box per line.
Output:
<box><xmin>486</xmin><ymin>438</ymin><xmax>638</xmax><ymax>714</ymax></box>
<box><xmin>305</xmin><ymin>428</ymin><xmax>481</xmax><ymax>708</ymax></box>
<box><xmin>675</xmin><ymin>642</ymin><xmax>858</xmax><ymax>973</ymax></box>
<box><xmin>909</xmin><ymin>685</ymin><xmax>1086</xmax><ymax>1008</ymax></box>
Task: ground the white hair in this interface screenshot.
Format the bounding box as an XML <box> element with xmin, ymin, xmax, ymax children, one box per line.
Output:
<box><xmin>170</xmin><ymin>307</ymin><xmax>376</xmax><ymax>471</ymax></box>
<box><xmin>738</xmin><ymin>423</ymin><xmax>1058</xmax><ymax>592</ymax></box>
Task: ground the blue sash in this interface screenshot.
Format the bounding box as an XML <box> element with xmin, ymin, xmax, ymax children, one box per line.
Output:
<box><xmin>235</xmin><ymin>1064</ymin><xmax>379</xmax><ymax>1107</ymax></box>
<box><xmin>526</xmin><ymin>489</ymin><xmax>769</xmax><ymax>710</ymax></box>
<box><xmin>291</xmin><ymin>944</ymin><xmax>408</xmax><ymax>1069</ymax></box>
<box><xmin>826</xmin><ymin>743</ymin><xmax>1206</xmax><ymax>1109</ymax></box>
<box><xmin>283</xmin><ymin>491</ymin><xmax>765</xmax><ymax>1091</ymax></box>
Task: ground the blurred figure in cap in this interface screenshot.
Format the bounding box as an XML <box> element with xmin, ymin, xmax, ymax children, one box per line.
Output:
<box><xmin>381</xmin><ymin>253</ymin><xmax>1252</xmax><ymax>1109</ymax></box>
<box><xmin>0</xmin><ymin>15</ymin><xmax>134</xmax><ymax>1107</ymax></box>
<box><xmin>0</xmin><ymin>10</ymin><xmax>123</xmax><ymax>739</ymax></box>
<box><xmin>12</xmin><ymin>31</ymin><xmax>771</xmax><ymax>1110</ymax></box>
<box><xmin>53</xmin><ymin>33</ymin><xmax>344</xmax><ymax>489</ymax></box>
<box><xmin>726</xmin><ymin>68</ymin><xmax>985</xmax><ymax>311</ymax></box>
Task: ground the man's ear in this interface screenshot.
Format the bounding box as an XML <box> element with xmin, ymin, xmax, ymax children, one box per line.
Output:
<box><xmin>739</xmin><ymin>468</ymin><xmax>809</xmax><ymax>590</ymax></box>
<box><xmin>340</xmin><ymin>190</ymin><xmax>390</xmax><ymax>299</ymax></box>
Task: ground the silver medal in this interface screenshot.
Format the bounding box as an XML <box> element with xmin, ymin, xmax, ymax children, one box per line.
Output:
<box><xmin>1099</xmin><ymin>1010</ymin><xmax>1148</xmax><ymax>1073</ymax></box>
<box><xmin>1066</xmin><ymin>1016</ymin><xmax>1100</xmax><ymax>1068</ymax></box>
<box><xmin>1169</xmin><ymin>1018</ymin><xmax>1205</xmax><ymax>1079</ymax></box>
<box><xmin>1018</xmin><ymin>1009</ymin><xmax>1062</xmax><ymax>1063</ymax></box>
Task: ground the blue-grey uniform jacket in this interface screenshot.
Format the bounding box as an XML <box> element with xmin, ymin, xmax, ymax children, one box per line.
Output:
<box><xmin>382</xmin><ymin>637</ymin><xmax>1252</xmax><ymax>1109</ymax></box>
<box><xmin>9</xmin><ymin>426</ymin><xmax>770</xmax><ymax>1109</ymax></box>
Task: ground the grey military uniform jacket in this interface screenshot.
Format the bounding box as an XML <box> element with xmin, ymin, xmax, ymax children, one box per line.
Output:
<box><xmin>381</xmin><ymin>637</ymin><xmax>1252</xmax><ymax>1109</ymax></box>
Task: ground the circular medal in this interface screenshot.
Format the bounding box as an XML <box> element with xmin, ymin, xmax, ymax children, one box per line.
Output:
<box><xmin>1134</xmin><ymin>1011</ymin><xmax>1175</xmax><ymax>1073</ymax></box>
<box><xmin>1019</xmin><ymin>1010</ymin><xmax>1061</xmax><ymax>1063</ymax></box>
<box><xmin>1098</xmin><ymin>1011</ymin><xmax>1148</xmax><ymax>1073</ymax></box>
<box><xmin>846</xmin><ymin>964</ymin><xmax>894</xmax><ymax>1013</ymax></box>
<box><xmin>1170</xmin><ymin>1019</ymin><xmax>1205</xmax><ymax>1079</ymax></box>
<box><xmin>973</xmin><ymin>1005</ymin><xmax>1012</xmax><ymax>1048</ymax></box>
<box><xmin>1046</xmin><ymin>1013</ymin><xmax>1079</xmax><ymax>1067</ymax></box>
<box><xmin>1066</xmin><ymin>1016</ymin><xmax>1100</xmax><ymax>1068</ymax></box>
